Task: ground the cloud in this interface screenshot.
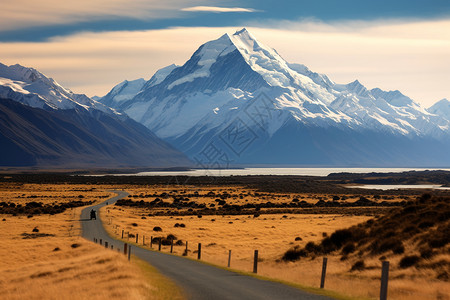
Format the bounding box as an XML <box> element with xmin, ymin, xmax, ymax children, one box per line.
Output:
<box><xmin>181</xmin><ymin>6</ymin><xmax>257</xmax><ymax>13</ymax></box>
<box><xmin>0</xmin><ymin>0</ymin><xmax>203</xmax><ymax>31</ymax></box>
<box><xmin>0</xmin><ymin>20</ymin><xmax>448</xmax><ymax>107</ymax></box>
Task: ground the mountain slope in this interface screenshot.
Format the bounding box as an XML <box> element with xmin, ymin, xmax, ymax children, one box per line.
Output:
<box><xmin>0</xmin><ymin>63</ymin><xmax>191</xmax><ymax>168</ymax></box>
<box><xmin>100</xmin><ymin>29</ymin><xmax>450</xmax><ymax>167</ymax></box>
<box><xmin>429</xmin><ymin>99</ymin><xmax>450</xmax><ymax>122</ymax></box>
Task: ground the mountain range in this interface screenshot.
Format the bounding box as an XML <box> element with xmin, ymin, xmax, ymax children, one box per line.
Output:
<box><xmin>0</xmin><ymin>63</ymin><xmax>191</xmax><ymax>168</ymax></box>
<box><xmin>98</xmin><ymin>28</ymin><xmax>450</xmax><ymax>167</ymax></box>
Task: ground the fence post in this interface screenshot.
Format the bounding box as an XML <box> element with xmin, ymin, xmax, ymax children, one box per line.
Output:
<box><xmin>111</xmin><ymin>244</ymin><xmax>113</xmax><ymax>250</ymax></box>
<box><xmin>105</xmin><ymin>241</ymin><xmax>108</xmax><ymax>248</ymax></box>
<box><xmin>158</xmin><ymin>238</ymin><xmax>162</xmax><ymax>251</ymax></box>
<box><xmin>320</xmin><ymin>257</ymin><xmax>328</xmax><ymax>289</ymax></box>
<box><xmin>121</xmin><ymin>229</ymin><xmax>124</xmax><ymax>239</ymax></box>
<box><xmin>99</xmin><ymin>239</ymin><xmax>102</xmax><ymax>246</ymax></box>
<box><xmin>136</xmin><ymin>233</ymin><xmax>139</xmax><ymax>244</ymax></box>
<box><xmin>253</xmin><ymin>250</ymin><xmax>258</xmax><ymax>273</ymax></box>
<box><xmin>150</xmin><ymin>236</ymin><xmax>153</xmax><ymax>248</ymax></box>
<box><xmin>170</xmin><ymin>239</ymin><xmax>174</xmax><ymax>253</ymax></box>
<box><xmin>228</xmin><ymin>250</ymin><xmax>232</xmax><ymax>268</ymax></box>
<box><xmin>380</xmin><ymin>261</ymin><xmax>389</xmax><ymax>300</ymax></box>
<box><xmin>128</xmin><ymin>246</ymin><xmax>131</xmax><ymax>261</ymax></box>
<box><xmin>198</xmin><ymin>243</ymin><xmax>202</xmax><ymax>259</ymax></box>
<box><xmin>124</xmin><ymin>243</ymin><xmax>128</xmax><ymax>255</ymax></box>
<box><xmin>143</xmin><ymin>235</ymin><xmax>145</xmax><ymax>246</ymax></box>
<box><xmin>186</xmin><ymin>241</ymin><xmax>188</xmax><ymax>253</ymax></box>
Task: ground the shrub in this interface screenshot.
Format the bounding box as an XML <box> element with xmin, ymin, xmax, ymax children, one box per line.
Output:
<box><xmin>153</xmin><ymin>226</ymin><xmax>162</xmax><ymax>232</ymax></box>
<box><xmin>295</xmin><ymin>237</ymin><xmax>302</xmax><ymax>241</ymax></box>
<box><xmin>399</xmin><ymin>255</ymin><xmax>420</xmax><ymax>269</ymax></box>
<box><xmin>342</xmin><ymin>243</ymin><xmax>356</xmax><ymax>255</ymax></box>
<box><xmin>282</xmin><ymin>247</ymin><xmax>307</xmax><ymax>261</ymax></box>
<box><xmin>350</xmin><ymin>260</ymin><xmax>365</xmax><ymax>271</ymax></box>
<box><xmin>131</xmin><ymin>223</ymin><xmax>138</xmax><ymax>227</ymax></box>
<box><xmin>166</xmin><ymin>234</ymin><xmax>177</xmax><ymax>240</ymax></box>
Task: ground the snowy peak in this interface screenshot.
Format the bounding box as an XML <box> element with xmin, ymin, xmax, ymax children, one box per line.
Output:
<box><xmin>429</xmin><ymin>98</ymin><xmax>450</xmax><ymax>120</ymax></box>
<box><xmin>0</xmin><ymin>63</ymin><xmax>115</xmax><ymax>114</ymax></box>
<box><xmin>145</xmin><ymin>64</ymin><xmax>178</xmax><ymax>88</ymax></box>
<box><xmin>101</xmin><ymin>78</ymin><xmax>146</xmax><ymax>107</ymax></box>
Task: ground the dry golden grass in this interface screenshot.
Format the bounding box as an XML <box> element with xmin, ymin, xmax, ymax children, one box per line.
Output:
<box><xmin>102</xmin><ymin>185</ymin><xmax>449</xmax><ymax>300</ymax></box>
<box><xmin>0</xmin><ymin>183</ymin><xmax>185</xmax><ymax>300</ymax></box>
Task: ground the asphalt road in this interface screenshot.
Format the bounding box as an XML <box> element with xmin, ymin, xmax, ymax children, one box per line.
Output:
<box><xmin>81</xmin><ymin>191</ymin><xmax>333</xmax><ymax>300</ymax></box>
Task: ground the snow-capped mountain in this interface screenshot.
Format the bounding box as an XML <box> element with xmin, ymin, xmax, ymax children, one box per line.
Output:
<box><xmin>0</xmin><ymin>63</ymin><xmax>116</xmax><ymax>114</ymax></box>
<box><xmin>429</xmin><ymin>99</ymin><xmax>450</xmax><ymax>121</ymax></box>
<box><xmin>99</xmin><ymin>28</ymin><xmax>450</xmax><ymax>166</ymax></box>
<box><xmin>0</xmin><ymin>63</ymin><xmax>191</xmax><ymax>168</ymax></box>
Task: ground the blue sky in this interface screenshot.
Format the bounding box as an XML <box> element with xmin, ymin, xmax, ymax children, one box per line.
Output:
<box><xmin>0</xmin><ymin>1</ymin><xmax>449</xmax><ymax>106</ymax></box>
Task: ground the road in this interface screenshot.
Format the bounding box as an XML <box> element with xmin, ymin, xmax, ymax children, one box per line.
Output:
<box><xmin>81</xmin><ymin>191</ymin><xmax>333</xmax><ymax>300</ymax></box>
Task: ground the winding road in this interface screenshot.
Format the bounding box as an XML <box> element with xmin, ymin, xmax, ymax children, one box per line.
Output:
<box><xmin>81</xmin><ymin>191</ymin><xmax>333</xmax><ymax>300</ymax></box>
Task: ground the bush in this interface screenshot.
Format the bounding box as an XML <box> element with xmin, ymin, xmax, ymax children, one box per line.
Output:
<box><xmin>399</xmin><ymin>255</ymin><xmax>420</xmax><ymax>269</ymax></box>
<box><xmin>153</xmin><ymin>226</ymin><xmax>162</xmax><ymax>232</ymax></box>
<box><xmin>342</xmin><ymin>243</ymin><xmax>356</xmax><ymax>255</ymax></box>
<box><xmin>131</xmin><ymin>223</ymin><xmax>138</xmax><ymax>227</ymax></box>
<box><xmin>350</xmin><ymin>260</ymin><xmax>365</xmax><ymax>271</ymax></box>
<box><xmin>295</xmin><ymin>237</ymin><xmax>302</xmax><ymax>241</ymax></box>
<box><xmin>282</xmin><ymin>247</ymin><xmax>307</xmax><ymax>261</ymax></box>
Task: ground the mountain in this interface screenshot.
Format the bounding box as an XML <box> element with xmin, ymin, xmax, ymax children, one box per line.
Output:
<box><xmin>0</xmin><ymin>63</ymin><xmax>191</xmax><ymax>168</ymax></box>
<box><xmin>99</xmin><ymin>28</ymin><xmax>450</xmax><ymax>167</ymax></box>
<box><xmin>429</xmin><ymin>99</ymin><xmax>450</xmax><ymax>121</ymax></box>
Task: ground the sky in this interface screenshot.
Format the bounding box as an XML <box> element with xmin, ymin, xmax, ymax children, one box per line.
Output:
<box><xmin>0</xmin><ymin>0</ymin><xmax>449</xmax><ymax>107</ymax></box>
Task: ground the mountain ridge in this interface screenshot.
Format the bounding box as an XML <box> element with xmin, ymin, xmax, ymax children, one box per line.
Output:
<box><xmin>96</xmin><ymin>28</ymin><xmax>450</xmax><ymax>167</ymax></box>
<box><xmin>0</xmin><ymin>63</ymin><xmax>192</xmax><ymax>168</ymax></box>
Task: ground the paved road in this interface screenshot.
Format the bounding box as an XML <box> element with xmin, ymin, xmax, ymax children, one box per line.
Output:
<box><xmin>81</xmin><ymin>191</ymin><xmax>333</xmax><ymax>300</ymax></box>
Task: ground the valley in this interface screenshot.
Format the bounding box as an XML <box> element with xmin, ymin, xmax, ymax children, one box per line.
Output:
<box><xmin>1</xmin><ymin>172</ymin><xmax>448</xmax><ymax>299</ymax></box>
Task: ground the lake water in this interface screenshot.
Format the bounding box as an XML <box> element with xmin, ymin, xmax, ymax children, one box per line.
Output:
<box><xmin>346</xmin><ymin>184</ymin><xmax>450</xmax><ymax>190</ymax></box>
<box><xmin>112</xmin><ymin>167</ymin><xmax>450</xmax><ymax>177</ymax></box>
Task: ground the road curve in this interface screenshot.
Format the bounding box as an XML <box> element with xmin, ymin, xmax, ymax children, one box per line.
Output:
<box><xmin>81</xmin><ymin>191</ymin><xmax>333</xmax><ymax>300</ymax></box>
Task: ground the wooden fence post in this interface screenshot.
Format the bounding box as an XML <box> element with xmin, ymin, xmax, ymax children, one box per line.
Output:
<box><xmin>170</xmin><ymin>239</ymin><xmax>174</xmax><ymax>253</ymax></box>
<box><xmin>99</xmin><ymin>239</ymin><xmax>102</xmax><ymax>246</ymax></box>
<box><xmin>143</xmin><ymin>235</ymin><xmax>145</xmax><ymax>246</ymax></box>
<box><xmin>121</xmin><ymin>229</ymin><xmax>124</xmax><ymax>239</ymax></box>
<box><xmin>253</xmin><ymin>250</ymin><xmax>258</xmax><ymax>273</ymax></box>
<box><xmin>320</xmin><ymin>257</ymin><xmax>328</xmax><ymax>289</ymax></box>
<box><xmin>158</xmin><ymin>238</ymin><xmax>162</xmax><ymax>251</ymax></box>
<box><xmin>136</xmin><ymin>233</ymin><xmax>139</xmax><ymax>244</ymax></box>
<box><xmin>198</xmin><ymin>243</ymin><xmax>202</xmax><ymax>260</ymax></box>
<box><xmin>128</xmin><ymin>246</ymin><xmax>131</xmax><ymax>261</ymax></box>
<box><xmin>150</xmin><ymin>236</ymin><xmax>153</xmax><ymax>248</ymax></box>
<box><xmin>228</xmin><ymin>250</ymin><xmax>232</xmax><ymax>268</ymax></box>
<box><xmin>380</xmin><ymin>261</ymin><xmax>389</xmax><ymax>300</ymax></box>
<box><xmin>124</xmin><ymin>243</ymin><xmax>128</xmax><ymax>255</ymax></box>
<box><xmin>186</xmin><ymin>241</ymin><xmax>188</xmax><ymax>253</ymax></box>
<box><xmin>111</xmin><ymin>244</ymin><xmax>113</xmax><ymax>250</ymax></box>
<box><xmin>105</xmin><ymin>241</ymin><xmax>108</xmax><ymax>248</ymax></box>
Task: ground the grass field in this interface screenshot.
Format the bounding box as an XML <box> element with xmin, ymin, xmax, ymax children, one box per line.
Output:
<box><xmin>102</xmin><ymin>185</ymin><xmax>449</xmax><ymax>300</ymax></box>
<box><xmin>0</xmin><ymin>183</ymin><xmax>184</xmax><ymax>300</ymax></box>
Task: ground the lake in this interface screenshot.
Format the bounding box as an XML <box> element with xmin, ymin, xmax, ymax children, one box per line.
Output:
<box><xmin>346</xmin><ymin>184</ymin><xmax>450</xmax><ymax>190</ymax></box>
<box><xmin>110</xmin><ymin>167</ymin><xmax>450</xmax><ymax>177</ymax></box>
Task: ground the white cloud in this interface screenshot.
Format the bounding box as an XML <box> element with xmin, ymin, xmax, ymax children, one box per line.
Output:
<box><xmin>181</xmin><ymin>6</ymin><xmax>257</xmax><ymax>13</ymax></box>
<box><xmin>0</xmin><ymin>20</ymin><xmax>448</xmax><ymax>107</ymax></box>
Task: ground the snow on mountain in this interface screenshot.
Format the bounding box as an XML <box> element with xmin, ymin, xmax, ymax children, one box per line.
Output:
<box><xmin>0</xmin><ymin>63</ymin><xmax>116</xmax><ymax>114</ymax></box>
<box><xmin>99</xmin><ymin>28</ymin><xmax>450</xmax><ymax>166</ymax></box>
<box><xmin>0</xmin><ymin>63</ymin><xmax>192</xmax><ymax>168</ymax></box>
<box><xmin>429</xmin><ymin>99</ymin><xmax>450</xmax><ymax>121</ymax></box>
